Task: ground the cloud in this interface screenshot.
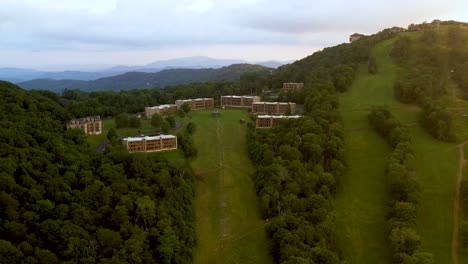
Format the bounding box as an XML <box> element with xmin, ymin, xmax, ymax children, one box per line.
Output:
<box><xmin>232</xmin><ymin>0</ymin><xmax>463</xmax><ymax>34</ymax></box>
<box><xmin>0</xmin><ymin>0</ymin><xmax>467</xmax><ymax>68</ymax></box>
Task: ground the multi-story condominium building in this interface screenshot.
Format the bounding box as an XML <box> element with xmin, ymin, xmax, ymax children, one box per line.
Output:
<box><xmin>256</xmin><ymin>115</ymin><xmax>302</xmax><ymax>129</ymax></box>
<box><xmin>66</xmin><ymin>116</ymin><xmax>102</xmax><ymax>135</ymax></box>
<box><xmin>221</xmin><ymin>95</ymin><xmax>261</xmax><ymax>107</ymax></box>
<box><xmin>122</xmin><ymin>135</ymin><xmax>177</xmax><ymax>153</ymax></box>
<box><xmin>282</xmin><ymin>83</ymin><xmax>304</xmax><ymax>92</ymax></box>
<box><xmin>175</xmin><ymin>98</ymin><xmax>214</xmax><ymax>110</ymax></box>
<box><xmin>145</xmin><ymin>104</ymin><xmax>178</xmax><ymax>118</ymax></box>
<box><xmin>252</xmin><ymin>102</ymin><xmax>296</xmax><ymax>115</ymax></box>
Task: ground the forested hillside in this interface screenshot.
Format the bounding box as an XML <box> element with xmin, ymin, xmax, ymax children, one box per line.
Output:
<box><xmin>18</xmin><ymin>64</ymin><xmax>270</xmax><ymax>92</ymax></box>
<box><xmin>391</xmin><ymin>24</ymin><xmax>468</xmax><ymax>141</ymax></box>
<box><xmin>0</xmin><ymin>81</ymin><xmax>196</xmax><ymax>263</ymax></box>
<box><xmin>244</xmin><ymin>29</ymin><xmax>398</xmax><ymax>263</ymax></box>
<box><xmin>59</xmin><ymin>82</ymin><xmax>243</xmax><ymax>118</ymax></box>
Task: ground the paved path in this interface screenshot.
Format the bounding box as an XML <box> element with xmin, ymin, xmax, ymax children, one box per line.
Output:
<box><xmin>95</xmin><ymin>140</ymin><xmax>110</xmax><ymax>153</ymax></box>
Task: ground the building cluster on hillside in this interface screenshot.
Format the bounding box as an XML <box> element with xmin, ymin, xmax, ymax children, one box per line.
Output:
<box><xmin>175</xmin><ymin>98</ymin><xmax>214</xmax><ymax>110</ymax></box>
<box><xmin>122</xmin><ymin>135</ymin><xmax>177</xmax><ymax>153</ymax></box>
<box><xmin>256</xmin><ymin>115</ymin><xmax>302</xmax><ymax>129</ymax></box>
<box><xmin>221</xmin><ymin>83</ymin><xmax>303</xmax><ymax>128</ymax></box>
<box><xmin>66</xmin><ymin>116</ymin><xmax>102</xmax><ymax>135</ymax></box>
<box><xmin>282</xmin><ymin>82</ymin><xmax>304</xmax><ymax>92</ymax></box>
<box><xmin>252</xmin><ymin>102</ymin><xmax>296</xmax><ymax>115</ymax></box>
<box><xmin>145</xmin><ymin>98</ymin><xmax>214</xmax><ymax>118</ymax></box>
<box><xmin>144</xmin><ymin>104</ymin><xmax>178</xmax><ymax>118</ymax></box>
<box><xmin>220</xmin><ymin>95</ymin><xmax>261</xmax><ymax>107</ymax></box>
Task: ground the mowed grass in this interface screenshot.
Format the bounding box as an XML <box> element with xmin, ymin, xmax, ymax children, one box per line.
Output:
<box><xmin>334</xmin><ymin>40</ymin><xmax>396</xmax><ymax>264</ymax></box>
<box><xmin>461</xmin><ymin>144</ymin><xmax>468</xmax><ymax>263</ymax></box>
<box><xmin>336</xmin><ymin>37</ymin><xmax>462</xmax><ymax>264</ymax></box>
<box><xmin>191</xmin><ymin>109</ymin><xmax>272</xmax><ymax>264</ymax></box>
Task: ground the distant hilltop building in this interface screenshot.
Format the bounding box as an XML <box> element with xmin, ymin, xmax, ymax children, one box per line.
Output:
<box><xmin>221</xmin><ymin>95</ymin><xmax>261</xmax><ymax>107</ymax></box>
<box><xmin>256</xmin><ymin>115</ymin><xmax>302</xmax><ymax>129</ymax></box>
<box><xmin>282</xmin><ymin>83</ymin><xmax>304</xmax><ymax>92</ymax></box>
<box><xmin>349</xmin><ymin>33</ymin><xmax>365</xmax><ymax>42</ymax></box>
<box><xmin>175</xmin><ymin>98</ymin><xmax>214</xmax><ymax>110</ymax></box>
<box><xmin>145</xmin><ymin>104</ymin><xmax>178</xmax><ymax>118</ymax></box>
<box><xmin>388</xmin><ymin>26</ymin><xmax>406</xmax><ymax>33</ymax></box>
<box><xmin>66</xmin><ymin>116</ymin><xmax>102</xmax><ymax>135</ymax></box>
<box><xmin>122</xmin><ymin>135</ymin><xmax>177</xmax><ymax>153</ymax></box>
<box><xmin>252</xmin><ymin>102</ymin><xmax>296</xmax><ymax>115</ymax></box>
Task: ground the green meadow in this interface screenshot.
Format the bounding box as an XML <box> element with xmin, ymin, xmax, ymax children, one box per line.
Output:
<box><xmin>336</xmin><ymin>38</ymin><xmax>461</xmax><ymax>264</ymax></box>
<box><xmin>191</xmin><ymin>109</ymin><xmax>272</xmax><ymax>264</ymax></box>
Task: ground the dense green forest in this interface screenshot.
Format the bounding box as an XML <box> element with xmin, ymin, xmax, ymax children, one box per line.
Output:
<box><xmin>59</xmin><ymin>81</ymin><xmax>245</xmax><ymax>118</ymax></box>
<box><xmin>368</xmin><ymin>106</ymin><xmax>433</xmax><ymax>264</ymax></box>
<box><xmin>247</xmin><ymin>91</ymin><xmax>345</xmax><ymax>263</ymax></box>
<box><xmin>0</xmin><ymin>81</ymin><xmax>196</xmax><ymax>263</ymax></box>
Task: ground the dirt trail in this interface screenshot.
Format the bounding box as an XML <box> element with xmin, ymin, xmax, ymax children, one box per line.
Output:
<box><xmin>452</xmin><ymin>141</ymin><xmax>468</xmax><ymax>264</ymax></box>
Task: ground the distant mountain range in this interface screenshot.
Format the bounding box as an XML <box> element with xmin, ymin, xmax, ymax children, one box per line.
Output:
<box><xmin>18</xmin><ymin>64</ymin><xmax>272</xmax><ymax>92</ymax></box>
<box><xmin>0</xmin><ymin>56</ymin><xmax>292</xmax><ymax>83</ymax></box>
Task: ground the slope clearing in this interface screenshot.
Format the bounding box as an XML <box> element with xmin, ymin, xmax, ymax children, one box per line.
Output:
<box><xmin>334</xmin><ymin>40</ymin><xmax>397</xmax><ymax>264</ymax></box>
<box><xmin>191</xmin><ymin>109</ymin><xmax>272</xmax><ymax>264</ymax></box>
<box><xmin>336</xmin><ymin>38</ymin><xmax>461</xmax><ymax>264</ymax></box>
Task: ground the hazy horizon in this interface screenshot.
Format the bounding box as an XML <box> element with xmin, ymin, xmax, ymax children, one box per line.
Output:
<box><xmin>1</xmin><ymin>0</ymin><xmax>467</xmax><ymax>70</ymax></box>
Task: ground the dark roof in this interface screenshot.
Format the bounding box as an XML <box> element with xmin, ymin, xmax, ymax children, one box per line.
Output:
<box><xmin>67</xmin><ymin>116</ymin><xmax>101</xmax><ymax>125</ymax></box>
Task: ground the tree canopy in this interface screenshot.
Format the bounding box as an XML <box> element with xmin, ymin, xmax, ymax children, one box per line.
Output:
<box><xmin>0</xmin><ymin>81</ymin><xmax>196</xmax><ymax>263</ymax></box>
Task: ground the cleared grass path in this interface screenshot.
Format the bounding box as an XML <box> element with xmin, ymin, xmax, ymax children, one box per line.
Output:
<box><xmin>192</xmin><ymin>109</ymin><xmax>272</xmax><ymax>264</ymax></box>
<box><xmin>453</xmin><ymin>143</ymin><xmax>467</xmax><ymax>264</ymax></box>
<box><xmin>336</xmin><ymin>38</ymin><xmax>462</xmax><ymax>264</ymax></box>
<box><xmin>334</xmin><ymin>40</ymin><xmax>396</xmax><ymax>264</ymax></box>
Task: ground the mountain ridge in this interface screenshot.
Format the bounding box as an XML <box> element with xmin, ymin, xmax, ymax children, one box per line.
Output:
<box><xmin>17</xmin><ymin>63</ymin><xmax>272</xmax><ymax>92</ymax></box>
<box><xmin>1</xmin><ymin>56</ymin><xmax>291</xmax><ymax>83</ymax></box>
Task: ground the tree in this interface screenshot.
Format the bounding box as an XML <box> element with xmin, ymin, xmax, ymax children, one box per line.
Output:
<box><xmin>128</xmin><ymin>117</ymin><xmax>141</xmax><ymax>128</ymax></box>
<box><xmin>97</xmin><ymin>228</ymin><xmax>122</xmax><ymax>254</ymax></box>
<box><xmin>177</xmin><ymin>132</ymin><xmax>198</xmax><ymax>158</ymax></box>
<box><xmin>115</xmin><ymin>113</ymin><xmax>129</xmax><ymax>129</ymax></box>
<box><xmin>107</xmin><ymin>128</ymin><xmax>118</xmax><ymax>141</ymax></box>
<box><xmin>461</xmin><ymin>221</ymin><xmax>468</xmax><ymax>253</ymax></box>
<box><xmin>177</xmin><ymin>109</ymin><xmax>185</xmax><ymax>118</ymax></box>
<box><xmin>34</xmin><ymin>248</ymin><xmax>59</xmax><ymax>264</ymax></box>
<box><xmin>166</xmin><ymin>116</ymin><xmax>176</xmax><ymax>128</ymax></box>
<box><xmin>390</xmin><ymin>36</ymin><xmax>411</xmax><ymax>62</ymax></box>
<box><xmin>136</xmin><ymin>196</ymin><xmax>156</xmax><ymax>229</ymax></box>
<box><xmin>180</xmin><ymin>103</ymin><xmax>191</xmax><ymax>113</ymax></box>
<box><xmin>186</xmin><ymin>122</ymin><xmax>196</xmax><ymax>134</ymax></box>
<box><xmin>151</xmin><ymin>113</ymin><xmax>163</xmax><ymax>128</ymax></box>
<box><xmin>161</xmin><ymin>120</ymin><xmax>171</xmax><ymax>134</ymax></box>
<box><xmin>412</xmin><ymin>252</ymin><xmax>434</xmax><ymax>264</ymax></box>
<box><xmin>331</xmin><ymin>64</ymin><xmax>354</xmax><ymax>92</ymax></box>
<box><xmin>0</xmin><ymin>239</ymin><xmax>24</xmax><ymax>263</ymax></box>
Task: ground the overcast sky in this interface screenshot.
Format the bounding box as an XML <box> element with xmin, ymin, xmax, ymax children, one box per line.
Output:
<box><xmin>1</xmin><ymin>0</ymin><xmax>467</xmax><ymax>70</ymax></box>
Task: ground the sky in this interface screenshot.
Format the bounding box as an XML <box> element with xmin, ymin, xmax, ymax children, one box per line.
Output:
<box><xmin>0</xmin><ymin>0</ymin><xmax>467</xmax><ymax>70</ymax></box>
